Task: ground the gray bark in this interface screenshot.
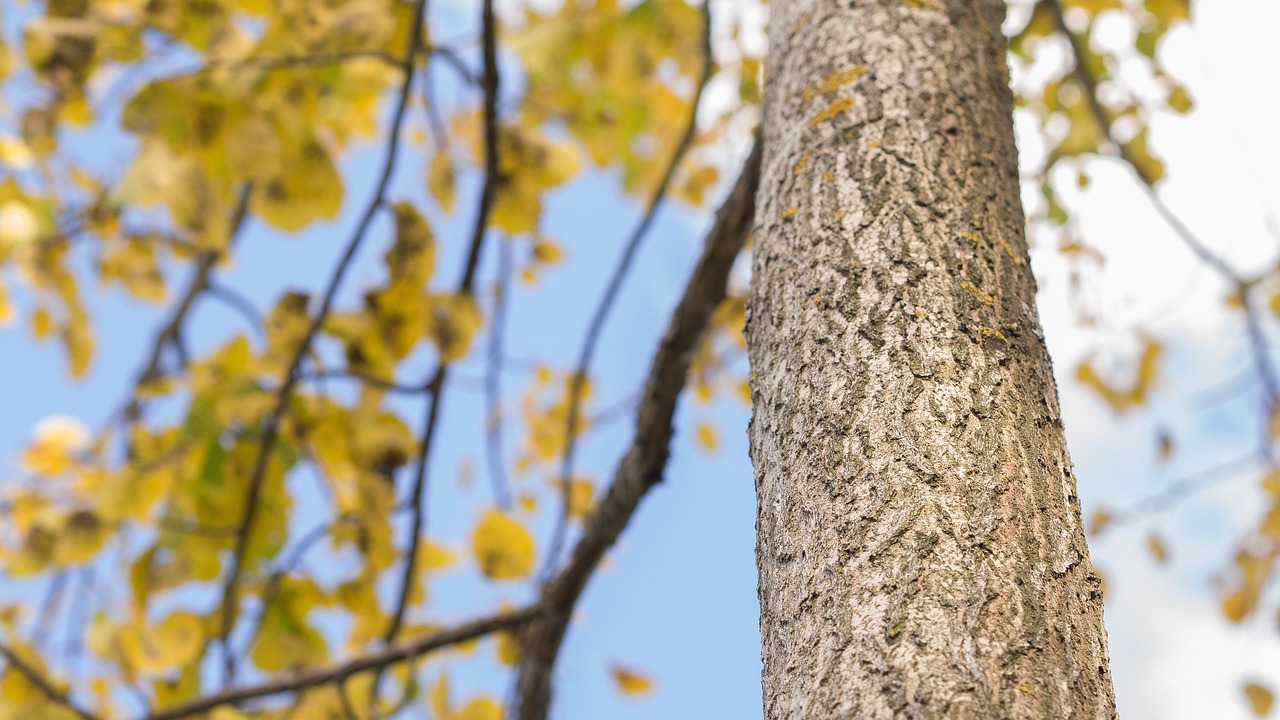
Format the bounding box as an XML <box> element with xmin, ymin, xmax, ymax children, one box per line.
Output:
<box><xmin>745</xmin><ymin>1</ymin><xmax>1118</xmax><ymax>718</ymax></box>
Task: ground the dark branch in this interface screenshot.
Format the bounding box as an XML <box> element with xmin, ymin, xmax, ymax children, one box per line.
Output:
<box><xmin>515</xmin><ymin>133</ymin><xmax>763</xmax><ymax>720</ymax></box>
<box><xmin>215</xmin><ymin>0</ymin><xmax>430</xmax><ymax>683</ymax></box>
<box><xmin>0</xmin><ymin>642</ymin><xmax>103</xmax><ymax>720</ymax></box>
<box><xmin>383</xmin><ymin>0</ymin><xmax>503</xmax><ymax>647</ymax></box>
<box><xmin>139</xmin><ymin>606</ymin><xmax>544</xmax><ymax>720</ymax></box>
<box><xmin>541</xmin><ymin>0</ymin><xmax>718</xmax><ymax>579</ymax></box>
<box><xmin>121</xmin><ymin>185</ymin><xmax>252</xmax><ymax>428</ymax></box>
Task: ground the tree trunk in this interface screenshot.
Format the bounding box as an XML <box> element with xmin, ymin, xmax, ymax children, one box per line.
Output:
<box><xmin>745</xmin><ymin>1</ymin><xmax>1118</xmax><ymax>718</ymax></box>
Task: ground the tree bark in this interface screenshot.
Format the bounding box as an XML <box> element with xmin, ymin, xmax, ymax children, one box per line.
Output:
<box><xmin>746</xmin><ymin>1</ymin><xmax>1118</xmax><ymax>718</ymax></box>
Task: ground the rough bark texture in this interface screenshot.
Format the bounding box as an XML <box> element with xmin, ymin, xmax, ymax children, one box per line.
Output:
<box><xmin>746</xmin><ymin>1</ymin><xmax>1118</xmax><ymax>718</ymax></box>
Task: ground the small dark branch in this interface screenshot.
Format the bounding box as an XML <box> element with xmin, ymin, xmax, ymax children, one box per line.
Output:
<box><xmin>1047</xmin><ymin>0</ymin><xmax>1280</xmax><ymax>445</ymax></box>
<box><xmin>420</xmin><ymin>52</ymin><xmax>451</xmax><ymax>150</ymax></box>
<box><xmin>1045</xmin><ymin>0</ymin><xmax>1239</xmax><ymax>276</ymax></box>
<box><xmin>35</xmin><ymin>571</ymin><xmax>69</xmax><ymax>648</ymax></box>
<box><xmin>238</xmin><ymin>515</ymin><xmax>361</xmax><ymax>661</ymax></box>
<box><xmin>216</xmin><ymin>0</ymin><xmax>430</xmax><ymax>684</ymax></box>
<box><xmin>122</xmin><ymin>185</ymin><xmax>253</xmax><ymax>428</ymax></box>
<box><xmin>514</xmin><ymin>134</ymin><xmax>762</xmax><ymax>720</ymax></box>
<box><xmin>138</xmin><ymin>607</ymin><xmax>544</xmax><ymax>720</ymax></box>
<box><xmin>337</xmin><ymin>680</ymin><xmax>360</xmax><ymax>720</ymax></box>
<box><xmin>0</xmin><ymin>642</ymin><xmax>103</xmax><ymax>720</ymax></box>
<box><xmin>485</xmin><ymin>239</ymin><xmax>514</xmax><ymax>509</ymax></box>
<box><xmin>301</xmin><ymin>369</ymin><xmax>437</xmax><ymax>395</ymax></box>
<box><xmin>1108</xmin><ymin>451</ymin><xmax>1263</xmax><ymax>526</ymax></box>
<box><xmin>382</xmin><ymin>0</ymin><xmax>503</xmax><ymax>648</ymax></box>
<box><xmin>541</xmin><ymin>0</ymin><xmax>717</xmax><ymax>580</ymax></box>
<box><xmin>428</xmin><ymin>46</ymin><xmax>478</xmax><ymax>86</ymax></box>
<box><xmin>204</xmin><ymin>281</ymin><xmax>265</xmax><ymax>338</ymax></box>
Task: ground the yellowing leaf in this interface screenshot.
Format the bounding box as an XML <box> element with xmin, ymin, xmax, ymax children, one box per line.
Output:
<box><xmin>1146</xmin><ymin>532</ymin><xmax>1168</xmax><ymax>564</ymax></box>
<box><xmin>0</xmin><ymin>199</ymin><xmax>40</xmax><ymax>247</ymax></box>
<box><xmin>566</xmin><ymin>477</ymin><xmax>594</xmax><ymax>519</ymax></box>
<box><xmin>610</xmin><ymin>664</ymin><xmax>654</xmax><ymax>696</ymax></box>
<box><xmin>1075</xmin><ymin>337</ymin><xmax>1162</xmax><ymax>413</ymax></box>
<box><xmin>695</xmin><ymin>422</ymin><xmax>719</xmax><ymax>452</ymax></box>
<box><xmin>495</xmin><ymin>630</ymin><xmax>521</xmax><ymax>665</ymax></box>
<box><xmin>254</xmin><ymin>138</ymin><xmax>344</xmax><ymax>231</ymax></box>
<box><xmin>1167</xmin><ymin>84</ymin><xmax>1194</xmax><ymax>114</ymax></box>
<box><xmin>21</xmin><ymin>415</ymin><xmax>91</xmax><ymax>475</ymax></box>
<box><xmin>420</xmin><ymin>539</ymin><xmax>459</xmax><ymax>571</ymax></box>
<box><xmin>1245</xmin><ymin>682</ymin><xmax>1274</xmax><ymax>717</ymax></box>
<box><xmin>428</xmin><ymin>151</ymin><xmax>456</xmax><ymax>214</ymax></box>
<box><xmin>119</xmin><ymin>611</ymin><xmax>205</xmax><ymax>673</ymax></box>
<box><xmin>1122</xmin><ymin>128</ymin><xmax>1165</xmax><ymax>186</ymax></box>
<box><xmin>0</xmin><ymin>134</ymin><xmax>35</xmax><ymax>168</ymax></box>
<box><xmin>1086</xmin><ymin>508</ymin><xmax>1112</xmax><ymax>537</ymax></box>
<box><xmin>454</xmin><ymin>696</ymin><xmax>502</xmax><ymax>720</ymax></box>
<box><xmin>471</xmin><ymin>509</ymin><xmax>535</xmax><ymax>580</ymax></box>
<box><xmin>426</xmin><ymin>293</ymin><xmax>482</xmax><ymax>362</ymax></box>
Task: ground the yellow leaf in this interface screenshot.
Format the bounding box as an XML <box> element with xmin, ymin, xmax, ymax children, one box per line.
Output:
<box><xmin>427</xmin><ymin>293</ymin><xmax>482</xmax><ymax>362</ymax></box>
<box><xmin>695</xmin><ymin>422</ymin><xmax>719</xmax><ymax>452</ymax></box>
<box><xmin>454</xmin><ymin>696</ymin><xmax>502</xmax><ymax>720</ymax></box>
<box><xmin>21</xmin><ymin>415</ymin><xmax>91</xmax><ymax>475</ymax></box>
<box><xmin>1245</xmin><ymin>682</ymin><xmax>1274</xmax><ymax>717</ymax></box>
<box><xmin>1166</xmin><ymin>84</ymin><xmax>1194</xmax><ymax>114</ymax></box>
<box><xmin>495</xmin><ymin>630</ymin><xmax>521</xmax><ymax>665</ymax></box>
<box><xmin>420</xmin><ymin>539</ymin><xmax>459</xmax><ymax>571</ymax></box>
<box><xmin>0</xmin><ymin>199</ymin><xmax>40</xmax><ymax>247</ymax></box>
<box><xmin>566</xmin><ymin>477</ymin><xmax>594</xmax><ymax>519</ymax></box>
<box><xmin>1146</xmin><ymin>532</ymin><xmax>1168</xmax><ymax>564</ymax></box>
<box><xmin>531</xmin><ymin>237</ymin><xmax>564</xmax><ymax>264</ymax></box>
<box><xmin>0</xmin><ymin>134</ymin><xmax>34</xmax><ymax>168</ymax></box>
<box><xmin>1122</xmin><ymin>128</ymin><xmax>1165</xmax><ymax>186</ymax></box>
<box><xmin>119</xmin><ymin>612</ymin><xmax>205</xmax><ymax>673</ymax></box>
<box><xmin>254</xmin><ymin>138</ymin><xmax>344</xmax><ymax>231</ymax></box>
<box><xmin>610</xmin><ymin>664</ymin><xmax>655</xmax><ymax>696</ymax></box>
<box><xmin>428</xmin><ymin>151</ymin><xmax>456</xmax><ymax>214</ymax></box>
<box><xmin>1086</xmin><ymin>508</ymin><xmax>1112</xmax><ymax>536</ymax></box>
<box><xmin>56</xmin><ymin>510</ymin><xmax>109</xmax><ymax>564</ymax></box>
<box><xmin>1075</xmin><ymin>337</ymin><xmax>1162</xmax><ymax>413</ymax></box>
<box><xmin>471</xmin><ymin>509</ymin><xmax>535</xmax><ymax>580</ymax></box>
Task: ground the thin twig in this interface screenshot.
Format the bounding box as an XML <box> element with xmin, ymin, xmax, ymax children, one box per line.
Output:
<box><xmin>203</xmin><ymin>281</ymin><xmax>264</xmax><ymax>337</ymax></box>
<box><xmin>1048</xmin><ymin>0</ymin><xmax>1280</xmax><ymax>454</ymax></box>
<box><xmin>1107</xmin><ymin>451</ymin><xmax>1264</xmax><ymax>526</ymax></box>
<box><xmin>0</xmin><ymin>642</ymin><xmax>103</xmax><ymax>720</ymax></box>
<box><xmin>382</xmin><ymin>0</ymin><xmax>503</xmax><ymax>648</ymax></box>
<box><xmin>485</xmin><ymin>238</ymin><xmax>514</xmax><ymax>509</ymax></box>
<box><xmin>541</xmin><ymin>0</ymin><xmax>717</xmax><ymax>581</ymax></box>
<box><xmin>216</xmin><ymin>1</ymin><xmax>430</xmax><ymax>683</ymax></box>
<box><xmin>121</xmin><ymin>185</ymin><xmax>253</xmax><ymax>429</ymax></box>
<box><xmin>514</xmin><ymin>133</ymin><xmax>763</xmax><ymax>720</ymax></box>
<box><xmin>301</xmin><ymin>369</ymin><xmax>437</xmax><ymax>396</ymax></box>
<box><xmin>137</xmin><ymin>606</ymin><xmax>544</xmax><ymax>720</ymax></box>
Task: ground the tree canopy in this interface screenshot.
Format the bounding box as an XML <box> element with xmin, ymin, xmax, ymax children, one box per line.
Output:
<box><xmin>0</xmin><ymin>0</ymin><xmax>1276</xmax><ymax>717</ymax></box>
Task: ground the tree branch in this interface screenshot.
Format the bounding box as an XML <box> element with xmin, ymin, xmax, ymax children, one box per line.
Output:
<box><xmin>383</xmin><ymin>0</ymin><xmax>503</xmax><ymax>648</ymax></box>
<box><xmin>215</xmin><ymin>0</ymin><xmax>430</xmax><ymax>683</ymax></box>
<box><xmin>0</xmin><ymin>642</ymin><xmax>103</xmax><ymax>720</ymax></box>
<box><xmin>1047</xmin><ymin>0</ymin><xmax>1280</xmax><ymax>451</ymax></box>
<box><xmin>514</xmin><ymin>133</ymin><xmax>763</xmax><ymax>720</ymax></box>
<box><xmin>139</xmin><ymin>606</ymin><xmax>543</xmax><ymax>720</ymax></box>
<box><xmin>541</xmin><ymin>0</ymin><xmax>717</xmax><ymax>579</ymax></box>
<box><xmin>121</xmin><ymin>184</ymin><xmax>252</xmax><ymax>428</ymax></box>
